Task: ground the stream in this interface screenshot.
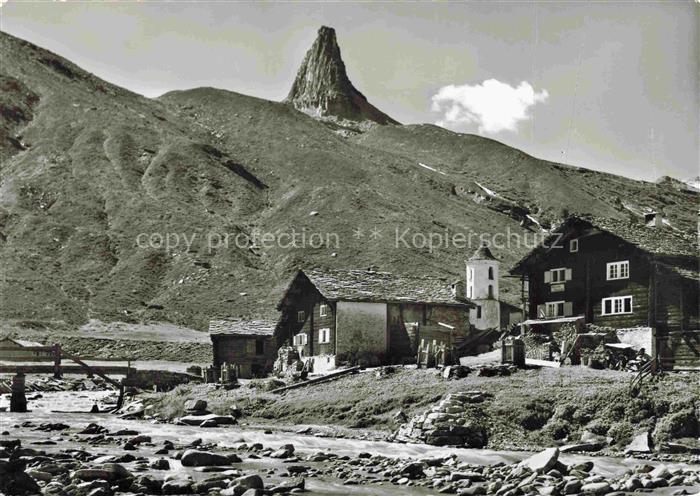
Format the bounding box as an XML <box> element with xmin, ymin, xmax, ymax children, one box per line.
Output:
<box><xmin>1</xmin><ymin>392</ymin><xmax>698</xmax><ymax>496</ymax></box>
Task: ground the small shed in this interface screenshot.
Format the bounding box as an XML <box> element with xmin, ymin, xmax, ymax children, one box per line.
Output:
<box><xmin>209</xmin><ymin>319</ymin><xmax>277</xmax><ymax>378</ymax></box>
<box><xmin>0</xmin><ymin>337</ymin><xmax>53</xmax><ymax>361</ymax></box>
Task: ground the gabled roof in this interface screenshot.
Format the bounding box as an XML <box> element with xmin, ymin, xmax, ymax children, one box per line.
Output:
<box><xmin>511</xmin><ymin>216</ymin><xmax>698</xmax><ymax>275</ymax></box>
<box><xmin>279</xmin><ymin>268</ymin><xmax>472</xmax><ymax>308</ymax></box>
<box><xmin>209</xmin><ymin>319</ymin><xmax>276</xmax><ymax>337</ymax></box>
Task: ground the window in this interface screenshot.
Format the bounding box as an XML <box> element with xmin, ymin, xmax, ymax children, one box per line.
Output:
<box><xmin>488</xmin><ymin>285</ymin><xmax>494</xmax><ymax>299</ymax></box>
<box><xmin>467</xmin><ymin>267</ymin><xmax>475</xmax><ymax>298</ymax></box>
<box><xmin>602</xmin><ymin>296</ymin><xmax>633</xmax><ymax>315</ymax></box>
<box><xmin>255</xmin><ymin>339</ymin><xmax>264</xmax><ymax>356</ymax></box>
<box><xmin>476</xmin><ymin>306</ymin><xmax>482</xmax><ymax>319</ymax></box>
<box><xmin>319</xmin><ymin>328</ymin><xmax>330</xmax><ymax>344</ymax></box>
<box><xmin>293</xmin><ymin>333</ymin><xmax>308</xmax><ymax>346</ymax></box>
<box><xmin>245</xmin><ymin>340</ymin><xmax>256</xmax><ymax>354</ymax></box>
<box><xmin>545</xmin><ymin>301</ymin><xmax>565</xmax><ymax>317</ymax></box>
<box><xmin>570</xmin><ymin>239</ymin><xmax>579</xmax><ymax>253</ymax></box>
<box><xmin>544</xmin><ymin>268</ymin><xmax>572</xmax><ymax>284</ymax></box>
<box><xmin>319</xmin><ymin>304</ymin><xmax>327</xmax><ymax>317</ymax></box>
<box><xmin>550</xmin><ymin>268</ymin><xmax>567</xmax><ymax>283</ymax></box>
<box><xmin>297</xmin><ymin>310</ymin><xmax>306</xmax><ymax>323</ymax></box>
<box><xmin>488</xmin><ymin>267</ymin><xmax>494</xmax><ymax>280</ymax></box>
<box><xmin>606</xmin><ymin>261</ymin><xmax>629</xmax><ymax>280</ymax></box>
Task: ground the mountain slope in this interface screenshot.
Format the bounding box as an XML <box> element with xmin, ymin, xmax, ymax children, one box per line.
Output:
<box><xmin>0</xmin><ymin>30</ymin><xmax>696</xmax><ymax>331</ymax></box>
<box><xmin>285</xmin><ymin>26</ymin><xmax>399</xmax><ymax>128</ymax></box>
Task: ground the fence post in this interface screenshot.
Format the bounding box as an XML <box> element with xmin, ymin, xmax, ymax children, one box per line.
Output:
<box><xmin>53</xmin><ymin>343</ymin><xmax>62</xmax><ymax>379</ymax></box>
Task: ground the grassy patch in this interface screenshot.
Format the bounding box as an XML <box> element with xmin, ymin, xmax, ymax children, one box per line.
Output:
<box><xmin>144</xmin><ymin>366</ymin><xmax>698</xmax><ymax>451</ymax></box>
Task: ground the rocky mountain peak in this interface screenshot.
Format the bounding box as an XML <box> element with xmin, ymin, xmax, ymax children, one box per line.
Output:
<box><xmin>285</xmin><ymin>26</ymin><xmax>399</xmax><ymax>127</ymax></box>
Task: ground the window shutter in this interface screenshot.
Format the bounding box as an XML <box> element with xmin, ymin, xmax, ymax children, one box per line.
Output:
<box><xmin>563</xmin><ymin>302</ymin><xmax>573</xmax><ymax>316</ymax></box>
<box><xmin>565</xmin><ymin>269</ymin><xmax>572</xmax><ymax>281</ymax></box>
<box><xmin>544</xmin><ymin>271</ymin><xmax>551</xmax><ymax>283</ymax></box>
<box><xmin>537</xmin><ymin>304</ymin><xmax>546</xmax><ymax>318</ymax></box>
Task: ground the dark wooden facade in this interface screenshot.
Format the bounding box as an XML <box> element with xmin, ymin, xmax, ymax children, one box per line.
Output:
<box><xmin>512</xmin><ymin>217</ymin><xmax>699</xmax><ymax>335</ymax></box>
<box><xmin>209</xmin><ymin>320</ymin><xmax>277</xmax><ymax>378</ymax></box>
<box><xmin>276</xmin><ymin>269</ymin><xmax>475</xmax><ymax>368</ymax></box>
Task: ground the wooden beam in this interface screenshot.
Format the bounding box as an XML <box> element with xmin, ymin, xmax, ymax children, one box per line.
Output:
<box><xmin>270</xmin><ymin>366</ymin><xmax>361</xmax><ymax>394</ymax></box>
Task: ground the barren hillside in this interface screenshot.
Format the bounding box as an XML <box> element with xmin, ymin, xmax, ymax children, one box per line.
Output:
<box><xmin>0</xmin><ymin>29</ymin><xmax>696</xmax><ymax>331</ymax></box>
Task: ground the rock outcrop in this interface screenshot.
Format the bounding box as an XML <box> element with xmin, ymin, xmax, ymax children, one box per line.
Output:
<box><xmin>285</xmin><ymin>26</ymin><xmax>399</xmax><ymax>128</ymax></box>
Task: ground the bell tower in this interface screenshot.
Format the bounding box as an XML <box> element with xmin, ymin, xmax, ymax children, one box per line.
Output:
<box><xmin>466</xmin><ymin>242</ymin><xmax>501</xmax><ymax>330</ymax></box>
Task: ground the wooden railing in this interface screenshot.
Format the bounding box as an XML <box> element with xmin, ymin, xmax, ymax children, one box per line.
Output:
<box><xmin>629</xmin><ymin>358</ymin><xmax>657</xmax><ymax>392</ymax></box>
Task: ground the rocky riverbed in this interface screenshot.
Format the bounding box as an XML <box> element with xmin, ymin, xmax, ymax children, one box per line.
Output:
<box><xmin>1</xmin><ymin>393</ymin><xmax>699</xmax><ymax>496</ymax></box>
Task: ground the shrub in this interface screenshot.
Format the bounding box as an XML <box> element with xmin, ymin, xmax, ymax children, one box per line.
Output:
<box><xmin>519</xmin><ymin>399</ymin><xmax>554</xmax><ymax>430</ymax></box>
<box><xmin>543</xmin><ymin>418</ymin><xmax>571</xmax><ymax>440</ymax></box>
<box><xmin>653</xmin><ymin>408</ymin><xmax>699</xmax><ymax>445</ymax></box>
<box><xmin>553</xmin><ymin>403</ymin><xmax>577</xmax><ymax>422</ymax></box>
<box><xmin>586</xmin><ymin>418</ymin><xmax>611</xmax><ymax>436</ymax></box>
<box><xmin>608</xmin><ymin>420</ymin><xmax>634</xmax><ymax>446</ymax></box>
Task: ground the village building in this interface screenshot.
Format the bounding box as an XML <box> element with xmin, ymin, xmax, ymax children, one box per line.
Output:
<box><xmin>275</xmin><ymin>268</ymin><xmax>487</xmax><ymax>373</ymax></box>
<box><xmin>0</xmin><ymin>337</ymin><xmax>53</xmax><ymax>361</ymax></box>
<box><xmin>209</xmin><ymin>319</ymin><xmax>277</xmax><ymax>378</ymax></box>
<box><xmin>510</xmin><ymin>214</ymin><xmax>699</xmax><ymax>368</ymax></box>
<box><xmin>467</xmin><ymin>243</ymin><xmax>501</xmax><ymax>330</ymax></box>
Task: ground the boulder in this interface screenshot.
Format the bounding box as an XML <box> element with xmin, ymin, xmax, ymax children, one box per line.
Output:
<box><xmin>128</xmin><ymin>435</ymin><xmax>151</xmax><ymax>445</ymax></box>
<box><xmin>649</xmin><ymin>465</ymin><xmax>671</xmax><ymax>480</ymax></box>
<box><xmin>74</xmin><ymin>480</ymin><xmax>111</xmax><ymax>496</ymax></box>
<box><xmin>161</xmin><ymin>479</ymin><xmax>193</xmax><ymax>495</ymax></box>
<box><xmin>72</xmin><ymin>463</ymin><xmax>132</xmax><ymax>482</ymax></box>
<box><xmin>0</xmin><ymin>459</ymin><xmax>41</xmax><ymax>496</ymax></box>
<box><xmin>561</xmin><ymin>442</ymin><xmax>604</xmax><ymax>453</ymax></box>
<box><xmin>191</xmin><ymin>478</ymin><xmax>228</xmax><ymax>493</ymax></box>
<box><xmin>179</xmin><ymin>414</ymin><xmax>236</xmax><ymax>426</ymax></box>
<box><xmin>26</xmin><ymin>469</ymin><xmax>53</xmax><ymax>482</ymax></box>
<box><xmin>227</xmin><ymin>474</ymin><xmax>265</xmax><ymax>494</ymax></box>
<box><xmin>180</xmin><ymin>449</ymin><xmax>230</xmax><ymax>467</ymax></box>
<box><xmin>78</xmin><ymin>424</ymin><xmax>108</xmax><ymax>435</ymax></box>
<box><xmin>400</xmin><ymin>461</ymin><xmax>426</xmax><ymax>479</ymax></box>
<box><xmin>270</xmin><ymin>444</ymin><xmax>295</xmax><ymax>459</ymax></box>
<box><xmin>518</xmin><ymin>448</ymin><xmax>559</xmax><ymax>474</ymax></box>
<box><xmin>581</xmin><ymin>482</ymin><xmax>611</xmax><ymax>494</ymax></box>
<box><xmin>269</xmin><ymin>477</ymin><xmax>305</xmax><ymax>494</ymax></box>
<box><xmin>184</xmin><ymin>399</ymin><xmax>208</xmax><ymax>412</ymax></box>
<box><xmin>150</xmin><ymin>458</ymin><xmax>170</xmax><ymax>470</ymax></box>
<box><xmin>625</xmin><ymin>432</ymin><xmax>652</xmax><ymax>454</ymax></box>
<box><xmin>563</xmin><ymin>480</ymin><xmax>583</xmax><ymax>494</ymax></box>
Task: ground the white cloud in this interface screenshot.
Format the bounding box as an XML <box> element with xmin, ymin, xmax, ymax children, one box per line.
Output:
<box><xmin>431</xmin><ymin>79</ymin><xmax>549</xmax><ymax>134</ymax></box>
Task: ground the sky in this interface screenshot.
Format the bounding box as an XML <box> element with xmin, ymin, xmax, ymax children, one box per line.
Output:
<box><xmin>1</xmin><ymin>1</ymin><xmax>698</xmax><ymax>182</ymax></box>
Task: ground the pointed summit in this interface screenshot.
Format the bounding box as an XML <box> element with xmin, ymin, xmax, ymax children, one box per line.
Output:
<box><xmin>285</xmin><ymin>26</ymin><xmax>399</xmax><ymax>127</ymax></box>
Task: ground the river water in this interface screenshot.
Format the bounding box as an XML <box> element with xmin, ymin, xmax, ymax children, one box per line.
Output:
<box><xmin>0</xmin><ymin>392</ymin><xmax>698</xmax><ymax>496</ymax></box>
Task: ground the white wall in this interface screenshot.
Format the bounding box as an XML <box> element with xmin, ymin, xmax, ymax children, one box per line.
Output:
<box><xmin>335</xmin><ymin>301</ymin><xmax>388</xmax><ymax>356</ymax></box>
<box><xmin>467</xmin><ymin>259</ymin><xmax>501</xmax><ymax>330</ymax></box>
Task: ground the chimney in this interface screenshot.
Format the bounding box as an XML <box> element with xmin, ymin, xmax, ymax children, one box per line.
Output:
<box><xmin>451</xmin><ymin>280</ymin><xmax>465</xmax><ymax>300</ymax></box>
<box><xmin>644</xmin><ymin>211</ymin><xmax>664</xmax><ymax>228</ymax></box>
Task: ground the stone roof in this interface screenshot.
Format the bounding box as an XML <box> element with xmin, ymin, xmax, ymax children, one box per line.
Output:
<box><xmin>512</xmin><ymin>216</ymin><xmax>698</xmax><ymax>274</ymax></box>
<box><xmin>299</xmin><ymin>268</ymin><xmax>471</xmax><ymax>306</ymax></box>
<box><xmin>208</xmin><ymin>319</ymin><xmax>276</xmax><ymax>337</ymax></box>
<box><xmin>590</xmin><ymin>216</ymin><xmax>696</xmax><ymax>258</ymax></box>
<box><xmin>469</xmin><ymin>242</ymin><xmax>497</xmax><ymax>261</ymax></box>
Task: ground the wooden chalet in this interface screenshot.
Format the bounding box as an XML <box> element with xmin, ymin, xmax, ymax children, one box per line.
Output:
<box><xmin>0</xmin><ymin>337</ymin><xmax>53</xmax><ymax>361</ymax></box>
<box><xmin>209</xmin><ymin>319</ymin><xmax>277</xmax><ymax>378</ymax></box>
<box><xmin>510</xmin><ymin>214</ymin><xmax>699</xmax><ymax>368</ymax></box>
<box><xmin>276</xmin><ymin>268</ymin><xmax>480</xmax><ymax>372</ymax></box>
